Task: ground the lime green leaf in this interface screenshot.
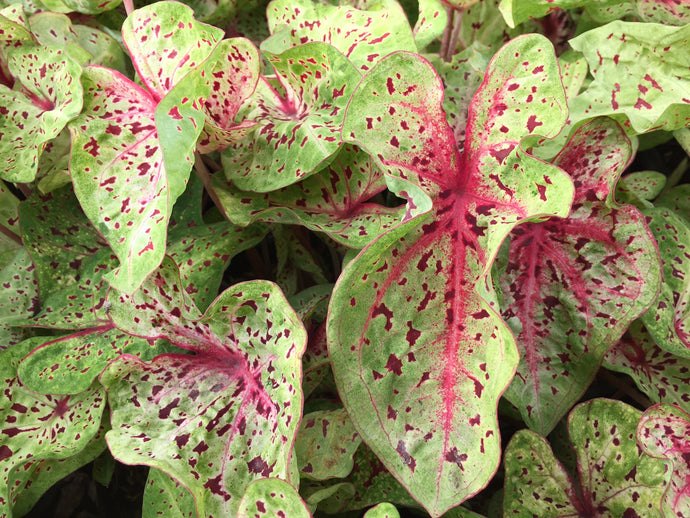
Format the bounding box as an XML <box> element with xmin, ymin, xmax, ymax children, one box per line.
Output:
<box><xmin>238</xmin><ymin>478</ymin><xmax>311</xmax><ymax>518</ymax></box>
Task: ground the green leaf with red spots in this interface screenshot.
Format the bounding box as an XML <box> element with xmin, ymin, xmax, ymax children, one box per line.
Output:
<box><xmin>143</xmin><ymin>468</ymin><xmax>196</xmax><ymax>518</ymax></box>
<box><xmin>638</xmin><ymin>403</ymin><xmax>690</xmax><ymax>517</ymax></box>
<box><xmin>616</xmin><ymin>170</ymin><xmax>667</xmax><ymax>209</ymax></box>
<box><xmin>0</xmin><ymin>45</ymin><xmax>82</xmax><ymax>183</ymax></box>
<box><xmin>329</xmin><ymin>34</ymin><xmax>573</xmax><ymax>516</ymax></box>
<box><xmin>33</xmin><ymin>0</ymin><xmax>121</xmax><ymax>15</ymax></box>
<box><xmin>100</xmin><ymin>256</ymin><xmax>307</xmax><ymax>517</ymax></box>
<box><xmin>413</xmin><ymin>0</ymin><xmax>448</xmax><ymax>50</ymax></box>
<box><xmin>19</xmin><ymin>185</ymin><xmax>113</xmax><ymax>328</ymax></box>
<box><xmin>640</xmin><ymin>207</ymin><xmax>690</xmax><ymax>357</ymax></box>
<box><xmin>222</xmin><ymin>42</ymin><xmax>361</xmax><ymax>192</ymax></box>
<box><xmin>197</xmin><ymin>37</ymin><xmax>260</xmax><ymax>153</ymax></box>
<box><xmin>238</xmin><ymin>478</ymin><xmax>311</xmax><ymax>518</ymax></box>
<box><xmin>657</xmin><ymin>184</ymin><xmax>690</xmax><ymax>225</ymax></box>
<box><xmin>604</xmin><ymin>320</ymin><xmax>690</xmax><ymax>413</ymax></box>
<box><xmin>296</xmin><ymin>408</ymin><xmax>362</xmax><ymax>480</ymax></box>
<box><xmin>0</xmin><ymin>248</ymin><xmax>38</xmax><ymax>350</ymax></box>
<box><xmin>569</xmin><ymin>21</ymin><xmax>690</xmax><ymax>134</ymax></box>
<box><xmin>500</xmin><ymin>117</ymin><xmax>662</xmax><ymax>435</ymax></box>
<box><xmin>263</xmin><ymin>0</ymin><xmax>416</xmax><ymax>73</ymax></box>
<box><xmin>504</xmin><ymin>399</ymin><xmax>669</xmax><ymax>517</ymax></box>
<box><xmin>215</xmin><ymin>144</ymin><xmax>404</xmax><ymax>248</ymax></box>
<box><xmin>364</xmin><ymin>502</ymin><xmax>400</xmax><ymax>518</ymax></box>
<box><xmin>0</xmin><ymin>339</ymin><xmax>106</xmax><ymax>517</ymax></box>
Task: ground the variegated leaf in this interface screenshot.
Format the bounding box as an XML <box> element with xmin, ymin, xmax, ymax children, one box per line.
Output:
<box><xmin>500</xmin><ymin>117</ymin><xmax>662</xmax><ymax>435</ymax></box>
<box><xmin>101</xmin><ymin>256</ymin><xmax>306</xmax><ymax>516</ymax></box>
<box><xmin>330</xmin><ymin>34</ymin><xmax>572</xmax><ymax>516</ymax></box>
<box><xmin>238</xmin><ymin>478</ymin><xmax>311</xmax><ymax>518</ymax></box>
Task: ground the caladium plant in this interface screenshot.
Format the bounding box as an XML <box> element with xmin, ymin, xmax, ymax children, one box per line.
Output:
<box><xmin>0</xmin><ymin>0</ymin><xmax>688</xmax><ymax>517</ymax></box>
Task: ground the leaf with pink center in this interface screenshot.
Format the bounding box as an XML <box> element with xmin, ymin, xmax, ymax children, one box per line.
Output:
<box><xmin>197</xmin><ymin>38</ymin><xmax>260</xmax><ymax>153</ymax></box>
<box><xmin>264</xmin><ymin>0</ymin><xmax>416</xmax><ymax>73</ymax></box>
<box><xmin>329</xmin><ymin>34</ymin><xmax>573</xmax><ymax>515</ymax></box>
<box><xmin>604</xmin><ymin>320</ymin><xmax>690</xmax><ymax>413</ymax></box>
<box><xmin>569</xmin><ymin>22</ymin><xmax>690</xmax><ymax>134</ymax></box>
<box><xmin>0</xmin><ymin>339</ymin><xmax>106</xmax><ymax>516</ymax></box>
<box><xmin>215</xmin><ymin>144</ymin><xmax>404</xmax><ymax>248</ymax></box>
<box><xmin>640</xmin><ymin>207</ymin><xmax>690</xmax><ymax>357</ymax></box>
<box><xmin>638</xmin><ymin>403</ymin><xmax>690</xmax><ymax>517</ymax></box>
<box><xmin>500</xmin><ymin>117</ymin><xmax>662</xmax><ymax>435</ymax></box>
<box><xmin>100</xmin><ymin>256</ymin><xmax>306</xmax><ymax>516</ymax></box>
<box><xmin>222</xmin><ymin>42</ymin><xmax>361</xmax><ymax>192</ymax></box>
<box><xmin>0</xmin><ymin>45</ymin><xmax>82</xmax><ymax>183</ymax></box>
<box><xmin>504</xmin><ymin>399</ymin><xmax>668</xmax><ymax>517</ymax></box>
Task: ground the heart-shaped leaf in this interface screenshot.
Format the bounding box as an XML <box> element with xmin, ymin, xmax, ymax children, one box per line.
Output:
<box><xmin>100</xmin><ymin>256</ymin><xmax>307</xmax><ymax>516</ymax></box>
<box><xmin>0</xmin><ymin>45</ymin><xmax>82</xmax><ymax>183</ymax></box>
<box><xmin>264</xmin><ymin>0</ymin><xmax>416</xmax><ymax>72</ymax></box>
<box><xmin>604</xmin><ymin>320</ymin><xmax>690</xmax><ymax>414</ymax></box>
<box><xmin>569</xmin><ymin>21</ymin><xmax>690</xmax><ymax>134</ymax></box>
<box><xmin>414</xmin><ymin>0</ymin><xmax>448</xmax><ymax>50</ymax></box>
<box><xmin>215</xmin><ymin>144</ymin><xmax>404</xmax><ymax>248</ymax></box>
<box><xmin>222</xmin><ymin>42</ymin><xmax>361</xmax><ymax>192</ymax></box>
<box><xmin>0</xmin><ymin>248</ymin><xmax>38</xmax><ymax>350</ymax></box>
<box><xmin>329</xmin><ymin>34</ymin><xmax>572</xmax><ymax>515</ymax></box>
<box><xmin>640</xmin><ymin>207</ymin><xmax>690</xmax><ymax>357</ymax></box>
<box><xmin>638</xmin><ymin>403</ymin><xmax>690</xmax><ymax>517</ymax></box>
<box><xmin>500</xmin><ymin>117</ymin><xmax>662</xmax><ymax>435</ymax></box>
<box><xmin>504</xmin><ymin>399</ymin><xmax>669</xmax><ymax>517</ymax></box>
<box><xmin>0</xmin><ymin>339</ymin><xmax>106</xmax><ymax>516</ymax></box>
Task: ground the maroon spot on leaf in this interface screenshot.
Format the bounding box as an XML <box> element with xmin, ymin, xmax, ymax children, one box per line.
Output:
<box><xmin>474</xmin><ymin>379</ymin><xmax>484</xmax><ymax>398</ymax></box>
<box><xmin>372</xmin><ymin>370</ymin><xmax>383</xmax><ymax>380</ymax></box>
<box><xmin>537</xmin><ymin>184</ymin><xmax>547</xmax><ymax>201</ymax></box>
<box><xmin>386</xmin><ymin>77</ymin><xmax>395</xmax><ymax>94</ymax></box>
<box><xmin>634</xmin><ymin>98</ymin><xmax>652</xmax><ymax>110</ymax></box>
<box><xmin>643</xmin><ymin>74</ymin><xmax>663</xmax><ymax>91</ymax></box>
<box><xmin>11</xmin><ymin>403</ymin><xmax>27</xmax><ymax>413</ymax></box>
<box><xmin>247</xmin><ymin>455</ymin><xmax>273</xmax><ymax>476</ymax></box>
<box><xmin>203</xmin><ymin>474</ymin><xmax>231</xmax><ymax>501</ymax></box>
<box><xmin>469</xmin><ymin>414</ymin><xmax>481</xmax><ymax>426</ymax></box>
<box><xmin>322</xmin><ymin>419</ymin><xmax>329</xmax><ymax>438</ymax></box>
<box><xmin>406</xmin><ymin>322</ymin><xmax>421</xmax><ymax>347</ymax></box>
<box><xmin>385</xmin><ymin>354</ymin><xmax>403</xmax><ymax>375</ymax></box>
<box><xmin>489</xmin><ymin>144</ymin><xmax>515</xmax><ymax>165</ymax></box>
<box><xmin>256</xmin><ymin>500</ymin><xmax>267</xmax><ymax>513</ymax></box>
<box><xmin>105</xmin><ymin>124</ymin><xmax>122</xmax><ymax>136</ymax></box>
<box><xmin>445</xmin><ymin>447</ymin><xmax>468</xmax><ymax>469</ymax></box>
<box><xmin>390</xmin><ymin>136</ymin><xmax>399</xmax><ymax>148</ymax></box>
<box><xmin>526</xmin><ymin>115</ymin><xmax>543</xmax><ymax>133</ymax></box>
<box><xmin>532</xmin><ymin>65</ymin><xmax>544</xmax><ymax>74</ymax></box>
<box><xmin>158</xmin><ymin>398</ymin><xmax>180</xmax><ymax>419</ymax></box>
<box><xmin>83</xmin><ymin>137</ymin><xmax>100</xmax><ymax>157</ymax></box>
<box><xmin>372</xmin><ymin>303</ymin><xmax>394</xmax><ymax>331</ymax></box>
<box><xmin>302</xmin><ymin>463</ymin><xmax>313</xmax><ymax>474</ymax></box>
<box><xmin>396</xmin><ymin>440</ymin><xmax>416</xmax><ymax>472</ymax></box>
<box><xmin>387</xmin><ymin>405</ymin><xmax>398</xmax><ymax>420</ymax></box>
<box><xmin>193</xmin><ymin>441</ymin><xmax>209</xmax><ymax>454</ymax></box>
<box><xmin>175</xmin><ymin>433</ymin><xmax>190</xmax><ymax>448</ymax></box>
<box><xmin>0</xmin><ymin>444</ymin><xmax>12</xmax><ymax>460</ymax></box>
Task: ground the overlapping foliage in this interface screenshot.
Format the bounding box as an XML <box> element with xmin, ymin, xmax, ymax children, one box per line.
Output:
<box><xmin>0</xmin><ymin>0</ymin><xmax>688</xmax><ymax>516</ymax></box>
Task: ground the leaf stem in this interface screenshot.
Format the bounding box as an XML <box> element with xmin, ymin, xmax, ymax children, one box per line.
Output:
<box><xmin>0</xmin><ymin>222</ymin><xmax>22</xmax><ymax>245</ymax></box>
<box><xmin>16</xmin><ymin>183</ymin><xmax>32</xmax><ymax>199</ymax></box>
<box><xmin>194</xmin><ymin>151</ymin><xmax>229</xmax><ymax>220</ymax></box>
<box><xmin>440</xmin><ymin>7</ymin><xmax>454</xmax><ymax>62</ymax></box>
<box><xmin>123</xmin><ymin>0</ymin><xmax>134</xmax><ymax>16</ymax></box>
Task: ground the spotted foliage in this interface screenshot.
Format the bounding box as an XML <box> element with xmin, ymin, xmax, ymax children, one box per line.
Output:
<box><xmin>237</xmin><ymin>478</ymin><xmax>311</xmax><ymax>518</ymax></box>
<box><xmin>504</xmin><ymin>399</ymin><xmax>669</xmax><ymax>516</ymax></box>
<box><xmin>638</xmin><ymin>403</ymin><xmax>690</xmax><ymax>517</ymax></box>
<box><xmin>101</xmin><ymin>257</ymin><xmax>306</xmax><ymax>516</ymax></box>
<box><xmin>329</xmin><ymin>34</ymin><xmax>572</xmax><ymax>516</ymax></box>
<box><xmin>500</xmin><ymin>117</ymin><xmax>661</xmax><ymax>435</ymax></box>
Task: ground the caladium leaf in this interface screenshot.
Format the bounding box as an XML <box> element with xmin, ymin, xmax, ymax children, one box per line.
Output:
<box><xmin>35</xmin><ymin>0</ymin><xmax>121</xmax><ymax>15</ymax></box>
<box><xmin>274</xmin><ymin>225</ymin><xmax>330</xmax><ymax>296</ymax></box>
<box><xmin>615</xmin><ymin>170</ymin><xmax>667</xmax><ymax>209</ymax></box>
<box><xmin>640</xmin><ymin>207</ymin><xmax>690</xmax><ymax>357</ymax></box>
<box><xmin>35</xmin><ymin>128</ymin><xmax>71</xmax><ymax>194</ymax></box>
<box><xmin>0</xmin><ymin>339</ymin><xmax>106</xmax><ymax>516</ymax></box>
<box><xmin>18</xmin><ymin>330</ymin><xmax>178</xmax><ymax>395</ymax></box>
<box><xmin>28</xmin><ymin>11</ymin><xmax>129</xmax><ymax>73</ymax></box>
<box><xmin>504</xmin><ymin>399</ymin><xmax>669</xmax><ymax>517</ymax></box>
<box><xmin>10</xmin><ymin>418</ymin><xmax>107</xmax><ymax>517</ymax></box>
<box><xmin>0</xmin><ymin>5</ymin><xmax>35</xmax><ymax>89</ymax></box>
<box><xmin>414</xmin><ymin>0</ymin><xmax>448</xmax><ymax>51</ymax></box>
<box><xmin>263</xmin><ymin>0</ymin><xmax>416</xmax><ymax>72</ymax></box>
<box><xmin>296</xmin><ymin>408</ymin><xmax>362</xmax><ymax>480</ymax></box>
<box><xmin>657</xmin><ymin>184</ymin><xmax>690</xmax><ymax>225</ymax></box>
<box><xmin>143</xmin><ymin>468</ymin><xmax>196</xmax><ymax>518</ymax></box>
<box><xmin>638</xmin><ymin>403</ymin><xmax>690</xmax><ymax>517</ymax></box>
<box><xmin>197</xmin><ymin>37</ymin><xmax>260</xmax><ymax>153</ymax></box>
<box><xmin>456</xmin><ymin>0</ymin><xmax>523</xmax><ymax>53</ymax></box>
<box><xmin>222</xmin><ymin>42</ymin><xmax>361</xmax><ymax>192</ymax></box>
<box><xmin>101</xmin><ymin>256</ymin><xmax>307</xmax><ymax>517</ymax></box>
<box><xmin>604</xmin><ymin>320</ymin><xmax>690</xmax><ymax>413</ymax></box>
<box><xmin>238</xmin><ymin>478</ymin><xmax>311</xmax><ymax>518</ymax></box>
<box><xmin>364</xmin><ymin>502</ymin><xmax>400</xmax><ymax>518</ymax></box>
<box><xmin>0</xmin><ymin>45</ymin><xmax>82</xmax><ymax>183</ymax></box>
<box><xmin>569</xmin><ymin>22</ymin><xmax>690</xmax><ymax>134</ymax></box>
<box><xmin>215</xmin><ymin>144</ymin><xmax>404</xmax><ymax>248</ymax></box>
<box><xmin>500</xmin><ymin>117</ymin><xmax>662</xmax><ymax>435</ymax></box>
<box><xmin>0</xmin><ymin>248</ymin><xmax>38</xmax><ymax>350</ymax></box>
<box><xmin>330</xmin><ymin>34</ymin><xmax>572</xmax><ymax>515</ymax></box>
